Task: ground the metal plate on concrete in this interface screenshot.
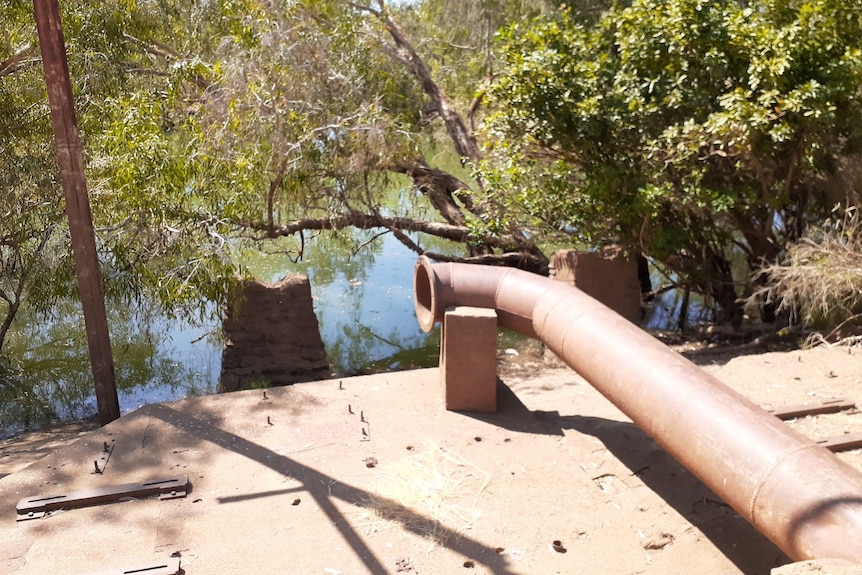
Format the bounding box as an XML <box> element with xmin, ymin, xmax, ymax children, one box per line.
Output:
<box><xmin>16</xmin><ymin>475</ymin><xmax>189</xmax><ymax>521</ymax></box>
<box><xmin>78</xmin><ymin>556</ymin><xmax>181</xmax><ymax>575</ymax></box>
<box><xmin>769</xmin><ymin>399</ymin><xmax>855</xmax><ymax>420</ymax></box>
<box><xmin>817</xmin><ymin>432</ymin><xmax>862</xmax><ymax>453</ymax></box>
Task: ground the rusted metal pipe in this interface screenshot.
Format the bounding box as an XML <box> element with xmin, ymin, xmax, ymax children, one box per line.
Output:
<box><xmin>413</xmin><ymin>255</ymin><xmax>862</xmax><ymax>563</ymax></box>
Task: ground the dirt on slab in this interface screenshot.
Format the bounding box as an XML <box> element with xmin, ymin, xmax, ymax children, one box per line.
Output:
<box><xmin>2</xmin><ymin>339</ymin><xmax>861</xmax><ymax>575</ymax></box>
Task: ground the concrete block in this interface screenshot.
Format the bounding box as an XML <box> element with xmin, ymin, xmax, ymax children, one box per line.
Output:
<box><xmin>440</xmin><ymin>306</ymin><xmax>498</xmax><ymax>412</ymax></box>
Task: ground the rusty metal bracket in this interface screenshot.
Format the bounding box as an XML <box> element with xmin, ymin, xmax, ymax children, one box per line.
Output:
<box><xmin>16</xmin><ymin>475</ymin><xmax>188</xmax><ymax>521</ymax></box>
<box><xmin>768</xmin><ymin>398</ymin><xmax>856</xmax><ymax>420</ymax></box>
<box><xmin>816</xmin><ymin>432</ymin><xmax>862</xmax><ymax>453</ymax></box>
<box><xmin>78</xmin><ymin>556</ymin><xmax>181</xmax><ymax>575</ymax></box>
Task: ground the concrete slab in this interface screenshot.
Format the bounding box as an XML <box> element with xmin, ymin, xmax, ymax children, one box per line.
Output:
<box><xmin>1</xmin><ymin>368</ymin><xmax>790</xmax><ymax>575</ymax></box>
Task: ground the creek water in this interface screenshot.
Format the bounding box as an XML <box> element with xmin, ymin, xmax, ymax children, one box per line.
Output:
<box><xmin>0</xmin><ymin>229</ymin><xmax>451</xmax><ymax>438</ymax></box>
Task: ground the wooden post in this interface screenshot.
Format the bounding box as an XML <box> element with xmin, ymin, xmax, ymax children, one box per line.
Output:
<box><xmin>33</xmin><ymin>0</ymin><xmax>120</xmax><ymax>425</ymax></box>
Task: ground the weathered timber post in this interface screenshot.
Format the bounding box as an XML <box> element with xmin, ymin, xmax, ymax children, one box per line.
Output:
<box><xmin>33</xmin><ymin>0</ymin><xmax>120</xmax><ymax>424</ymax></box>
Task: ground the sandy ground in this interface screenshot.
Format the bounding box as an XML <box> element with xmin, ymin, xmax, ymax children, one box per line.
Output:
<box><xmin>1</xmin><ymin>341</ymin><xmax>861</xmax><ymax>575</ymax></box>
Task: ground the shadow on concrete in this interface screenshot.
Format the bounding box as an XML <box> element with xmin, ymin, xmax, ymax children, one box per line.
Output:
<box><xmin>467</xmin><ymin>380</ymin><xmax>790</xmax><ymax>575</ymax></box>
<box><xmin>216</xmin><ymin>486</ymin><xmax>304</xmax><ymax>505</ymax></box>
<box><xmin>145</xmin><ymin>402</ymin><xmax>519</xmax><ymax>575</ymax></box>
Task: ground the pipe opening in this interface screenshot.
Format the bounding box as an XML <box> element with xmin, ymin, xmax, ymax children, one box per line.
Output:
<box><xmin>413</xmin><ymin>257</ymin><xmax>436</xmax><ymax>333</ymax></box>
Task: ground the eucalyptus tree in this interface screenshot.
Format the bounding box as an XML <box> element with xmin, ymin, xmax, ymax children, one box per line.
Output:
<box><xmin>7</xmin><ymin>0</ymin><xmax>640</xmax><ymax>361</ymax></box>
<box><xmin>386</xmin><ymin>0</ymin><xmax>567</xmax><ymax>121</ymax></box>
<box><xmin>92</xmin><ymin>0</ymin><xmax>559</xmax><ymax>282</ymax></box>
<box><xmin>4</xmin><ymin>0</ymin><xmax>563</xmax><ymax>355</ymax></box>
<box><xmin>0</xmin><ymin>1</ymin><xmax>68</xmax><ymax>350</ymax></box>
<box><xmin>0</xmin><ymin>0</ymin><xmax>216</xmax><ymax>352</ymax></box>
<box><xmin>486</xmin><ymin>0</ymin><xmax>862</xmax><ymax>322</ymax></box>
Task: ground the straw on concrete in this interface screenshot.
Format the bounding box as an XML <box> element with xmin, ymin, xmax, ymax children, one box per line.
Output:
<box><xmin>353</xmin><ymin>443</ymin><xmax>490</xmax><ymax>548</ymax></box>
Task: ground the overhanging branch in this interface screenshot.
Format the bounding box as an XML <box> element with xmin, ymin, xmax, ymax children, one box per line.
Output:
<box><xmin>0</xmin><ymin>44</ymin><xmax>40</xmax><ymax>78</ymax></box>
<box><xmin>236</xmin><ymin>211</ymin><xmax>548</xmax><ymax>273</ymax></box>
<box><xmin>242</xmin><ymin>213</ymin><xmax>471</xmax><ymax>241</ymax></box>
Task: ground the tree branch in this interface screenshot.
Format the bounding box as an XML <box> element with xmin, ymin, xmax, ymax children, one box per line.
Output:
<box><xmin>384</xmin><ymin>158</ymin><xmax>478</xmax><ymax>224</ymax></box>
<box><xmin>122</xmin><ymin>33</ymin><xmax>181</xmax><ymax>61</ymax></box>
<box><xmin>0</xmin><ymin>44</ymin><xmax>40</xmax><ymax>78</ymax></box>
<box><xmin>121</xmin><ymin>33</ymin><xmax>211</xmax><ymax>90</ymax></box>
<box><xmin>244</xmin><ymin>212</ymin><xmax>470</xmax><ymax>241</ymax></box>
<box><xmin>237</xmin><ymin>211</ymin><xmax>547</xmax><ymax>273</ymax></box>
<box><xmin>357</xmin><ymin>2</ymin><xmax>481</xmax><ymax>164</ymax></box>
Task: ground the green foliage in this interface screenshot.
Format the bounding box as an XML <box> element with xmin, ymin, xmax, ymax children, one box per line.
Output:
<box><xmin>395</xmin><ymin>0</ymin><xmax>568</xmax><ymax>103</ymax></box>
<box><xmin>487</xmin><ymin>0</ymin><xmax>862</xmax><ymax>318</ymax></box>
<box><xmin>0</xmin><ymin>0</ymin><xmax>242</xmax><ymax>348</ymax></box>
<box><xmin>248</xmin><ymin>378</ymin><xmax>272</xmax><ymax>390</ymax></box>
<box><xmin>0</xmin><ymin>0</ymin><xmax>603</xmax><ymax>360</ymax></box>
<box><xmin>130</xmin><ymin>0</ymin><xmax>426</xmax><ymax>221</ymax></box>
<box><xmin>0</xmin><ymin>6</ymin><xmax>69</xmax><ymax>345</ymax></box>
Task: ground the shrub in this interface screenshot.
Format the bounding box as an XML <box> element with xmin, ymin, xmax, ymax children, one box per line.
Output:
<box><xmin>754</xmin><ymin>207</ymin><xmax>862</xmax><ymax>332</ymax></box>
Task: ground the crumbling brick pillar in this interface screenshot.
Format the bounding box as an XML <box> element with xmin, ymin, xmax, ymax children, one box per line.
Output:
<box><xmin>549</xmin><ymin>246</ymin><xmax>643</xmax><ymax>323</ymax></box>
<box><xmin>219</xmin><ymin>275</ymin><xmax>330</xmax><ymax>392</ymax></box>
<box><xmin>439</xmin><ymin>306</ymin><xmax>498</xmax><ymax>413</ymax></box>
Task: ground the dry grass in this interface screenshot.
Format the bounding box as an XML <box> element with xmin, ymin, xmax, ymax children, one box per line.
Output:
<box><xmin>803</xmin><ymin>331</ymin><xmax>862</xmax><ymax>349</ymax></box>
<box><xmin>754</xmin><ymin>206</ymin><xmax>862</xmax><ymax>332</ymax></box>
<box><xmin>353</xmin><ymin>444</ymin><xmax>490</xmax><ymax>548</ymax></box>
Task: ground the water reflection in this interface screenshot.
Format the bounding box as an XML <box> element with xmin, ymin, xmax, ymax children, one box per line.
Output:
<box><xmin>0</xmin><ymin>299</ymin><xmax>220</xmax><ymax>437</ymax></box>
<box><xmin>246</xmin><ymin>229</ymin><xmax>443</xmax><ymax>374</ymax></box>
<box><xmin>0</xmin><ymin>230</ymin><xmax>442</xmax><ymax>437</ymax></box>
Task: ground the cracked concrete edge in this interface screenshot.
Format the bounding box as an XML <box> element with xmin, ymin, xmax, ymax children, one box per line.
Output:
<box><xmin>772</xmin><ymin>559</ymin><xmax>862</xmax><ymax>575</ymax></box>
